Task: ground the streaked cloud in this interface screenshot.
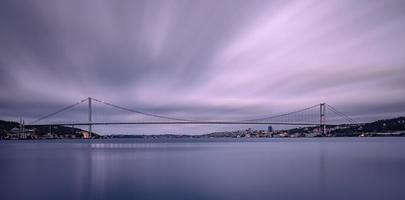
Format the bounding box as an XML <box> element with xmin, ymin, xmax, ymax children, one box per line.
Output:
<box><xmin>1</xmin><ymin>0</ymin><xmax>405</xmax><ymax>134</ymax></box>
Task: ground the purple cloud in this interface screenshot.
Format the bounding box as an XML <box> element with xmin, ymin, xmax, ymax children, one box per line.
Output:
<box><xmin>1</xmin><ymin>0</ymin><xmax>405</xmax><ymax>134</ymax></box>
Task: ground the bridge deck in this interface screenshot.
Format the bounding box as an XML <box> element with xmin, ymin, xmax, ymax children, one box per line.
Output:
<box><xmin>28</xmin><ymin>121</ymin><xmax>332</xmax><ymax>126</ymax></box>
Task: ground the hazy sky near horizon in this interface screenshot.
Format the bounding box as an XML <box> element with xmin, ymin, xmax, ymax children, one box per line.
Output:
<box><xmin>1</xmin><ymin>0</ymin><xmax>405</xmax><ymax>134</ymax></box>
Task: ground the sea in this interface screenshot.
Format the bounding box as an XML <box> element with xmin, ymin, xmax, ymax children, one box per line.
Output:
<box><xmin>1</xmin><ymin>137</ymin><xmax>405</xmax><ymax>200</ymax></box>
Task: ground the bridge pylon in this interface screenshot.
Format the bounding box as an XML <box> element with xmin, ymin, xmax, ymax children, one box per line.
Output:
<box><xmin>320</xmin><ymin>103</ymin><xmax>326</xmax><ymax>135</ymax></box>
<box><xmin>88</xmin><ymin>97</ymin><xmax>92</xmax><ymax>138</ymax></box>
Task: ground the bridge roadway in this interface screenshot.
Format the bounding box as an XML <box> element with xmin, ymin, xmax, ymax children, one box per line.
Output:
<box><xmin>29</xmin><ymin>121</ymin><xmax>329</xmax><ymax>126</ymax></box>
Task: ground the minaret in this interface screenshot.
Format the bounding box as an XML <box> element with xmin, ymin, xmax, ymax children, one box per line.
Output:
<box><xmin>19</xmin><ymin>117</ymin><xmax>22</xmax><ymax>138</ymax></box>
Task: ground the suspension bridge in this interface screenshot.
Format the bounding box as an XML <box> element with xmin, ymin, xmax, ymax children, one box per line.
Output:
<box><xmin>25</xmin><ymin>97</ymin><xmax>356</xmax><ymax>135</ymax></box>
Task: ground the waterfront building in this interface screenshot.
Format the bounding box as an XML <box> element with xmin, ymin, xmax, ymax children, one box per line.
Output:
<box><xmin>268</xmin><ymin>126</ymin><xmax>273</xmax><ymax>132</ymax></box>
<box><xmin>82</xmin><ymin>131</ymin><xmax>90</xmax><ymax>139</ymax></box>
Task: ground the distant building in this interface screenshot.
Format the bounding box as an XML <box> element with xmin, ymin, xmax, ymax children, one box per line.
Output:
<box><xmin>268</xmin><ymin>126</ymin><xmax>273</xmax><ymax>132</ymax></box>
<box><xmin>82</xmin><ymin>131</ymin><xmax>90</xmax><ymax>139</ymax></box>
<box><xmin>10</xmin><ymin>127</ymin><xmax>19</xmax><ymax>134</ymax></box>
<box><xmin>278</xmin><ymin>132</ymin><xmax>289</xmax><ymax>137</ymax></box>
<box><xmin>44</xmin><ymin>133</ymin><xmax>55</xmax><ymax>139</ymax></box>
<box><xmin>9</xmin><ymin>127</ymin><xmax>24</xmax><ymax>139</ymax></box>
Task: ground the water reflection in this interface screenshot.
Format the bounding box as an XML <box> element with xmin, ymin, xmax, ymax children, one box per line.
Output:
<box><xmin>1</xmin><ymin>138</ymin><xmax>405</xmax><ymax>200</ymax></box>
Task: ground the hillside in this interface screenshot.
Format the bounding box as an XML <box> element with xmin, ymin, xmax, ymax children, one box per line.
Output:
<box><xmin>198</xmin><ymin>117</ymin><xmax>405</xmax><ymax>138</ymax></box>
<box><xmin>326</xmin><ymin>117</ymin><xmax>405</xmax><ymax>137</ymax></box>
<box><xmin>0</xmin><ymin>120</ymin><xmax>100</xmax><ymax>139</ymax></box>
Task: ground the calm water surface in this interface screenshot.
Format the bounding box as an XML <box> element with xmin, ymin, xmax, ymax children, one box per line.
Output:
<box><xmin>1</xmin><ymin>138</ymin><xmax>405</xmax><ymax>200</ymax></box>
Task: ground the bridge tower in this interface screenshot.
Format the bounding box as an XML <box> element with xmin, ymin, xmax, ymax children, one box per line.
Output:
<box><xmin>88</xmin><ymin>97</ymin><xmax>92</xmax><ymax>138</ymax></box>
<box><xmin>320</xmin><ymin>103</ymin><xmax>326</xmax><ymax>135</ymax></box>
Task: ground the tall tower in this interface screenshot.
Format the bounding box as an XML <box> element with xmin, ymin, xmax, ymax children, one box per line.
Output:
<box><xmin>320</xmin><ymin>103</ymin><xmax>326</xmax><ymax>135</ymax></box>
<box><xmin>88</xmin><ymin>97</ymin><xmax>92</xmax><ymax>138</ymax></box>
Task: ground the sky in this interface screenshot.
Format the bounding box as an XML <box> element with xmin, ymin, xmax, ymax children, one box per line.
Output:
<box><xmin>1</xmin><ymin>0</ymin><xmax>405</xmax><ymax>134</ymax></box>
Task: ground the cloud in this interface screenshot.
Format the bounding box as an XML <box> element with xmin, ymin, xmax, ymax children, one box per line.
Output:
<box><xmin>1</xmin><ymin>0</ymin><xmax>405</xmax><ymax>134</ymax></box>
